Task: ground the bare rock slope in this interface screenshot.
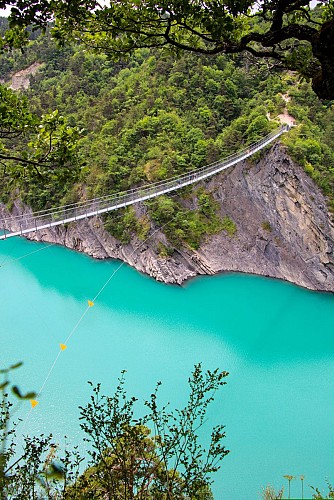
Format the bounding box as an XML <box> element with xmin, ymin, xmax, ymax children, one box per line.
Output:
<box><xmin>2</xmin><ymin>143</ymin><xmax>334</xmax><ymax>291</ymax></box>
<box><xmin>9</xmin><ymin>62</ymin><xmax>42</xmax><ymax>90</ymax></box>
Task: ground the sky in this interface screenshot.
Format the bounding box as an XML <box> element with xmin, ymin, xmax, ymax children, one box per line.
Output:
<box><xmin>0</xmin><ymin>0</ymin><xmax>319</xmax><ymax>17</ymax></box>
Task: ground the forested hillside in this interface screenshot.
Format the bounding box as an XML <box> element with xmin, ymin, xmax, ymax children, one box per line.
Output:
<box><xmin>1</xmin><ymin>6</ymin><xmax>334</xmax><ymax>499</ymax></box>
<box><xmin>1</xmin><ymin>19</ymin><xmax>333</xmax><ymax>249</ymax></box>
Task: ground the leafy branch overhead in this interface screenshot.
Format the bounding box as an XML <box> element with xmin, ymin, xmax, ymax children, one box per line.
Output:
<box><xmin>2</xmin><ymin>0</ymin><xmax>334</xmax><ymax>99</ymax></box>
<box><xmin>0</xmin><ymin>84</ymin><xmax>83</xmax><ymax>186</ymax></box>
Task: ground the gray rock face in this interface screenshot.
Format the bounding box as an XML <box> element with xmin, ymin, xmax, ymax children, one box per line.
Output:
<box><xmin>1</xmin><ymin>143</ymin><xmax>334</xmax><ymax>291</ymax></box>
<box><xmin>200</xmin><ymin>144</ymin><xmax>334</xmax><ymax>291</ymax></box>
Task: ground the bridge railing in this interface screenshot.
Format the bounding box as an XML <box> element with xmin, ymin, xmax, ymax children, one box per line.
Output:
<box><xmin>0</xmin><ymin>126</ymin><xmax>288</xmax><ymax>239</ymax></box>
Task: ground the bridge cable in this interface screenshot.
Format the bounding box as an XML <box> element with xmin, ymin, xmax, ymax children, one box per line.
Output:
<box><xmin>0</xmin><ymin>126</ymin><xmax>289</xmax><ymax>240</ymax></box>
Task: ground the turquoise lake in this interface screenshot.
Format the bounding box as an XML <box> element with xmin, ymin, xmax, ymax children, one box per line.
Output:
<box><xmin>1</xmin><ymin>236</ymin><xmax>334</xmax><ymax>499</ymax></box>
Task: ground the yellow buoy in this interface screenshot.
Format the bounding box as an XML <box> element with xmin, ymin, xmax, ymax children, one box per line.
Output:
<box><xmin>88</xmin><ymin>300</ymin><xmax>94</xmax><ymax>307</ymax></box>
<box><xmin>30</xmin><ymin>400</ymin><xmax>39</xmax><ymax>408</ymax></box>
<box><xmin>60</xmin><ymin>344</ymin><xmax>67</xmax><ymax>351</ymax></box>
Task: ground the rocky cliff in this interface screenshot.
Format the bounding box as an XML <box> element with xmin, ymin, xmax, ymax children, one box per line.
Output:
<box><xmin>2</xmin><ymin>143</ymin><xmax>334</xmax><ymax>291</ymax></box>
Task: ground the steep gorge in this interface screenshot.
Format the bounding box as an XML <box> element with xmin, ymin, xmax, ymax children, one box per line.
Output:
<box><xmin>2</xmin><ymin>143</ymin><xmax>333</xmax><ymax>292</ymax></box>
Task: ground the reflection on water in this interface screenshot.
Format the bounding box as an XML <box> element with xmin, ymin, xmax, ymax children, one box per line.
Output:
<box><xmin>1</xmin><ymin>237</ymin><xmax>334</xmax><ymax>499</ymax></box>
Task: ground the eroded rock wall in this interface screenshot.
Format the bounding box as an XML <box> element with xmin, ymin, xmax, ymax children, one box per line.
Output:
<box><xmin>200</xmin><ymin>144</ymin><xmax>334</xmax><ymax>291</ymax></box>
<box><xmin>1</xmin><ymin>144</ymin><xmax>333</xmax><ymax>291</ymax></box>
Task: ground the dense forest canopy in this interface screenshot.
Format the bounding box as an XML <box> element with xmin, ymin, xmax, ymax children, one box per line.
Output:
<box><xmin>1</xmin><ymin>0</ymin><xmax>334</xmax><ymax>99</ymax></box>
<box><xmin>0</xmin><ymin>9</ymin><xmax>333</xmax><ymax>247</ymax></box>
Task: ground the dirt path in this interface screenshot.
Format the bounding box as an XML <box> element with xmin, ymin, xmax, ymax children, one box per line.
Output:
<box><xmin>278</xmin><ymin>94</ymin><xmax>296</xmax><ymax>127</ymax></box>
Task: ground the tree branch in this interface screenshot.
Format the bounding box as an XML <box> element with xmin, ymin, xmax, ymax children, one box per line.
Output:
<box><xmin>0</xmin><ymin>153</ymin><xmax>49</xmax><ymax>176</ymax></box>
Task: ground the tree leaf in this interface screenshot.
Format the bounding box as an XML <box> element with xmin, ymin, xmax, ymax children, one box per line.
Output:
<box><xmin>9</xmin><ymin>361</ymin><xmax>23</xmax><ymax>370</ymax></box>
<box><xmin>22</xmin><ymin>391</ymin><xmax>37</xmax><ymax>400</ymax></box>
<box><xmin>11</xmin><ymin>385</ymin><xmax>23</xmax><ymax>398</ymax></box>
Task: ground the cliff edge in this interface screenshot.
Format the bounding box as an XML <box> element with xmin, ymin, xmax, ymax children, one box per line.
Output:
<box><xmin>2</xmin><ymin>143</ymin><xmax>334</xmax><ymax>291</ymax></box>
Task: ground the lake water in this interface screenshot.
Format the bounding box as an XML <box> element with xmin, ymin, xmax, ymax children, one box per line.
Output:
<box><xmin>1</xmin><ymin>236</ymin><xmax>334</xmax><ymax>499</ymax></box>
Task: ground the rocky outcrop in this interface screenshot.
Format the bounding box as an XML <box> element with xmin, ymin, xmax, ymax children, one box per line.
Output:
<box><xmin>1</xmin><ymin>143</ymin><xmax>334</xmax><ymax>291</ymax></box>
<box><xmin>201</xmin><ymin>144</ymin><xmax>334</xmax><ymax>291</ymax></box>
<box><xmin>9</xmin><ymin>62</ymin><xmax>42</xmax><ymax>90</ymax></box>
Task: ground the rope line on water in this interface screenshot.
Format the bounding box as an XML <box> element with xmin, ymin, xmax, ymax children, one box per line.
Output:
<box><xmin>63</xmin><ymin>216</ymin><xmax>176</xmax><ymax>347</ymax></box>
<box><xmin>0</xmin><ymin>242</ymin><xmax>54</xmax><ymax>268</ymax></box>
<box><xmin>21</xmin><ymin>350</ymin><xmax>63</xmax><ymax>432</ymax></box>
<box><xmin>22</xmin><ymin>215</ymin><xmax>178</xmax><ymax>427</ymax></box>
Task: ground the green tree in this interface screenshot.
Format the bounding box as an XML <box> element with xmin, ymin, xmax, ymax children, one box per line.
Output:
<box><xmin>0</xmin><ymin>84</ymin><xmax>83</xmax><ymax>178</ymax></box>
<box><xmin>0</xmin><ymin>363</ymin><xmax>228</xmax><ymax>499</ymax></box>
<box><xmin>0</xmin><ymin>83</ymin><xmax>84</xmax><ymax>209</ymax></box>
<box><xmin>2</xmin><ymin>0</ymin><xmax>334</xmax><ymax>99</ymax></box>
<box><xmin>77</xmin><ymin>364</ymin><xmax>229</xmax><ymax>499</ymax></box>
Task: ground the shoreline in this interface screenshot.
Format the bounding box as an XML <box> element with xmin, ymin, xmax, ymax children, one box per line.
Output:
<box><xmin>1</xmin><ymin>143</ymin><xmax>334</xmax><ymax>293</ymax></box>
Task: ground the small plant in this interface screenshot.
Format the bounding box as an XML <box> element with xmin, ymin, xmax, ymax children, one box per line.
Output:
<box><xmin>304</xmin><ymin>161</ymin><xmax>315</xmax><ymax>175</ymax></box>
<box><xmin>311</xmin><ymin>480</ymin><xmax>334</xmax><ymax>499</ymax></box>
<box><xmin>262</xmin><ymin>221</ymin><xmax>272</xmax><ymax>232</ymax></box>
<box><xmin>157</xmin><ymin>241</ymin><xmax>174</xmax><ymax>258</ymax></box>
<box><xmin>262</xmin><ymin>484</ymin><xmax>284</xmax><ymax>499</ymax></box>
<box><xmin>197</xmin><ymin>189</ymin><xmax>217</xmax><ymax>218</ymax></box>
<box><xmin>221</xmin><ymin>215</ymin><xmax>237</xmax><ymax>236</ymax></box>
<box><xmin>136</xmin><ymin>214</ymin><xmax>151</xmax><ymax>240</ymax></box>
<box><xmin>283</xmin><ymin>474</ymin><xmax>295</xmax><ymax>499</ymax></box>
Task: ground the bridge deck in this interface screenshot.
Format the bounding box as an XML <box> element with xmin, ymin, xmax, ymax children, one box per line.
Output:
<box><xmin>0</xmin><ymin>126</ymin><xmax>288</xmax><ymax>240</ymax></box>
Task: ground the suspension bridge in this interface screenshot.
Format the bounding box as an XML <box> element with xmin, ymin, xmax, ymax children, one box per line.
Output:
<box><xmin>0</xmin><ymin>126</ymin><xmax>289</xmax><ymax>240</ymax></box>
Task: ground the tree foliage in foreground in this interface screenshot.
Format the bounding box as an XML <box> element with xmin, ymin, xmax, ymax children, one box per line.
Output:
<box><xmin>0</xmin><ymin>19</ymin><xmax>83</xmax><ymax>184</ymax></box>
<box><xmin>0</xmin><ymin>82</ymin><xmax>83</xmax><ymax>188</ymax></box>
<box><xmin>1</xmin><ymin>0</ymin><xmax>334</xmax><ymax>99</ymax></box>
<box><xmin>0</xmin><ymin>362</ymin><xmax>83</xmax><ymax>499</ymax></box>
<box><xmin>1</xmin><ymin>363</ymin><xmax>229</xmax><ymax>499</ymax></box>
<box><xmin>1</xmin><ymin>26</ymin><xmax>333</xmax><ymax>238</ymax></box>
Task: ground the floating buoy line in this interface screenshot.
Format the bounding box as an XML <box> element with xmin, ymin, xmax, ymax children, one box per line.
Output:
<box><xmin>1</xmin><ymin>214</ymin><xmax>178</xmax><ymax>430</ymax></box>
<box><xmin>1</xmin><ymin>127</ymin><xmax>291</xmax><ymax>416</ymax></box>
